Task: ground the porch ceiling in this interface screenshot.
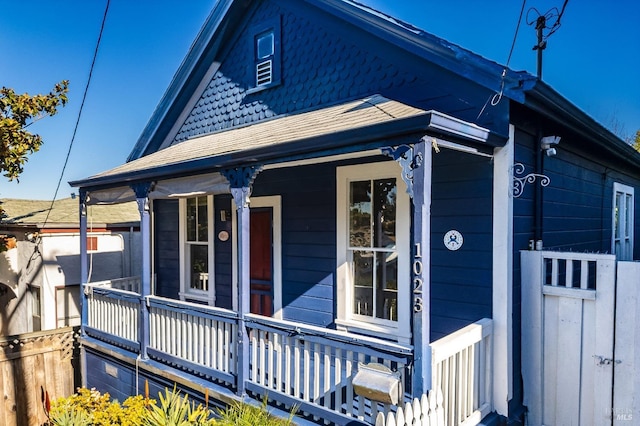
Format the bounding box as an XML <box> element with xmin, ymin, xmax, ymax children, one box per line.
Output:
<box><xmin>71</xmin><ymin>94</ymin><xmax>499</xmax><ymax>190</ymax></box>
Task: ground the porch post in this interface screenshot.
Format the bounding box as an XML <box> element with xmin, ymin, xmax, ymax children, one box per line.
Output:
<box><xmin>383</xmin><ymin>141</ymin><xmax>432</xmax><ymax>396</ymax></box>
<box><xmin>222</xmin><ymin>165</ymin><xmax>261</xmax><ymax>396</ymax></box>
<box><xmin>411</xmin><ymin>139</ymin><xmax>432</xmax><ymax>396</ymax></box>
<box><xmin>492</xmin><ymin>125</ymin><xmax>514</xmax><ymax>416</ymax></box>
<box><xmin>79</xmin><ymin>189</ymin><xmax>89</xmax><ymax>334</ymax></box>
<box><xmin>132</xmin><ymin>182</ymin><xmax>153</xmax><ymax>359</ymax></box>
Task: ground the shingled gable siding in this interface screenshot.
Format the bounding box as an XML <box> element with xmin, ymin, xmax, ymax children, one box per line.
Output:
<box><xmin>429</xmin><ymin>149</ymin><xmax>493</xmax><ymax>341</ymax></box>
<box><xmin>170</xmin><ymin>0</ymin><xmax>503</xmax><ymax>145</ymax></box>
<box><xmin>252</xmin><ymin>163</ymin><xmax>337</xmax><ymax>327</ymax></box>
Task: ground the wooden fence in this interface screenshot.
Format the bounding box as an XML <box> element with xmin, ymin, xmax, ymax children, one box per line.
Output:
<box><xmin>375</xmin><ymin>390</ymin><xmax>445</xmax><ymax>426</ymax></box>
<box><xmin>0</xmin><ymin>327</ymin><xmax>79</xmax><ymax>426</ymax></box>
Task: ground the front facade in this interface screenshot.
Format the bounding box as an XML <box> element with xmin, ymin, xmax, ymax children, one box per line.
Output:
<box><xmin>70</xmin><ymin>1</ymin><xmax>640</xmax><ymax>424</ymax></box>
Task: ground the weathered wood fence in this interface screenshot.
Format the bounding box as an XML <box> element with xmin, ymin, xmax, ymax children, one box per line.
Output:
<box><xmin>0</xmin><ymin>327</ymin><xmax>80</xmax><ymax>426</ymax></box>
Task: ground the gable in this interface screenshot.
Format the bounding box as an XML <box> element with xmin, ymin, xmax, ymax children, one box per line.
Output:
<box><xmin>155</xmin><ymin>0</ymin><xmax>509</xmax><ymax>152</ymax></box>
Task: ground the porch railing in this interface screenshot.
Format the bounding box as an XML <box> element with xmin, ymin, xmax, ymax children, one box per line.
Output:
<box><xmin>83</xmin><ymin>282</ymin><xmax>493</xmax><ymax>425</ymax></box>
<box><xmin>430</xmin><ymin>318</ymin><xmax>493</xmax><ymax>426</ymax></box>
<box><xmin>89</xmin><ymin>276</ymin><xmax>141</xmax><ymax>293</ymax></box>
<box><xmin>85</xmin><ymin>285</ymin><xmax>140</xmax><ymax>351</ymax></box>
<box><xmin>147</xmin><ymin>296</ymin><xmax>238</xmax><ymax>387</ymax></box>
<box><xmin>245</xmin><ymin>314</ymin><xmax>413</xmax><ymax>424</ymax></box>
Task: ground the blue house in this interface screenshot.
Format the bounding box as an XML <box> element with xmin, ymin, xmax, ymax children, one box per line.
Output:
<box><xmin>70</xmin><ymin>0</ymin><xmax>640</xmax><ymax>424</ymax></box>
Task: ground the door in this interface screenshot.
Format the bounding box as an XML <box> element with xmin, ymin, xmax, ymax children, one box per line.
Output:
<box><xmin>250</xmin><ymin>208</ymin><xmax>273</xmax><ymax>316</ymax></box>
<box><xmin>522</xmin><ymin>251</ymin><xmax>617</xmax><ymax>426</ymax></box>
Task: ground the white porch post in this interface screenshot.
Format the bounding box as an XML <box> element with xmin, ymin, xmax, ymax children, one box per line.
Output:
<box><xmin>132</xmin><ymin>182</ymin><xmax>153</xmax><ymax>359</ymax></box>
<box><xmin>492</xmin><ymin>124</ymin><xmax>515</xmax><ymax>416</ymax></box>
<box><xmin>222</xmin><ymin>166</ymin><xmax>261</xmax><ymax>396</ymax></box>
<box><xmin>383</xmin><ymin>140</ymin><xmax>432</xmax><ymax>395</ymax></box>
<box><xmin>411</xmin><ymin>139</ymin><xmax>432</xmax><ymax>395</ymax></box>
<box><xmin>79</xmin><ymin>189</ymin><xmax>89</xmax><ymax>332</ymax></box>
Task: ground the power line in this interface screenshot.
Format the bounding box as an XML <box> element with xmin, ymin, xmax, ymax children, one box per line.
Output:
<box><xmin>41</xmin><ymin>0</ymin><xmax>111</xmax><ymax>227</ymax></box>
<box><xmin>477</xmin><ymin>0</ymin><xmax>527</xmax><ymax>120</ymax></box>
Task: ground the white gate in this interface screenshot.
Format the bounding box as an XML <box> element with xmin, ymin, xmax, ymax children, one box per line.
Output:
<box><xmin>521</xmin><ymin>251</ymin><xmax>618</xmax><ymax>425</ymax></box>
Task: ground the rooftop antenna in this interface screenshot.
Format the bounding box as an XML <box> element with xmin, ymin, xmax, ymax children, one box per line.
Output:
<box><xmin>533</xmin><ymin>15</ymin><xmax>547</xmax><ymax>78</ymax></box>
<box><xmin>527</xmin><ymin>0</ymin><xmax>569</xmax><ymax>80</ymax></box>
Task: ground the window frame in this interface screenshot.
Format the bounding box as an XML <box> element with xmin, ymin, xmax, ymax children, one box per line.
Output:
<box><xmin>336</xmin><ymin>161</ymin><xmax>411</xmax><ymax>343</ymax></box>
<box><xmin>612</xmin><ymin>182</ymin><xmax>634</xmax><ymax>260</ymax></box>
<box><xmin>246</xmin><ymin>16</ymin><xmax>281</xmax><ymax>93</ymax></box>
<box><xmin>179</xmin><ymin>195</ymin><xmax>215</xmax><ymax>303</ymax></box>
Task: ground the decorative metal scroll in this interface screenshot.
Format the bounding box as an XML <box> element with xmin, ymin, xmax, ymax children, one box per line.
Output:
<box><xmin>381</xmin><ymin>145</ymin><xmax>423</xmax><ymax>198</ymax></box>
<box><xmin>512</xmin><ymin>162</ymin><xmax>550</xmax><ymax>198</ymax></box>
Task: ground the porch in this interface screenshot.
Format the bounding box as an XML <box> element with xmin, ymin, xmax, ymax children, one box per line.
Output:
<box><xmin>83</xmin><ymin>277</ymin><xmax>493</xmax><ymax>425</ymax></box>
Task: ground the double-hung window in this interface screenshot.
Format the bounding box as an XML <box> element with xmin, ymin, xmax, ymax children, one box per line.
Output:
<box><xmin>612</xmin><ymin>182</ymin><xmax>634</xmax><ymax>260</ymax></box>
<box><xmin>336</xmin><ymin>162</ymin><xmax>410</xmax><ymax>343</ymax></box>
<box><xmin>180</xmin><ymin>195</ymin><xmax>215</xmax><ymax>303</ymax></box>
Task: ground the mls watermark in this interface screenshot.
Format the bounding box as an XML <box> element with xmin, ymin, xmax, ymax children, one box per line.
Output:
<box><xmin>606</xmin><ymin>407</ymin><xmax>633</xmax><ymax>421</ymax></box>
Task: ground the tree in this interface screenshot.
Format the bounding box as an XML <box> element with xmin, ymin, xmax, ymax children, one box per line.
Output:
<box><xmin>633</xmin><ymin>129</ymin><xmax>640</xmax><ymax>153</ymax></box>
<box><xmin>0</xmin><ymin>80</ymin><xmax>69</xmax><ymax>180</ymax></box>
<box><xmin>0</xmin><ymin>80</ymin><xmax>69</xmax><ymax>251</ymax></box>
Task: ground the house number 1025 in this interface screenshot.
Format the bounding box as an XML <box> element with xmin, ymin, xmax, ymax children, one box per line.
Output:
<box><xmin>413</xmin><ymin>243</ymin><xmax>423</xmax><ymax>312</ymax></box>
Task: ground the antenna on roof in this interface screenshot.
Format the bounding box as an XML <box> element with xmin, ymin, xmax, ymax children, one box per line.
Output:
<box><xmin>527</xmin><ymin>0</ymin><xmax>569</xmax><ymax>79</ymax></box>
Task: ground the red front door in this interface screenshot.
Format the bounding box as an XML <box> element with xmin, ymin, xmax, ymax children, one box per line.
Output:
<box><xmin>250</xmin><ymin>208</ymin><xmax>273</xmax><ymax>316</ymax></box>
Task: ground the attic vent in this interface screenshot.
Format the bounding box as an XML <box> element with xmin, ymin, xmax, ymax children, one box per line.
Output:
<box><xmin>256</xmin><ymin>60</ymin><xmax>273</xmax><ymax>86</ymax></box>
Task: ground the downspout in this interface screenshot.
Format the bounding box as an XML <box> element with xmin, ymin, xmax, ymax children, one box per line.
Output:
<box><xmin>534</xmin><ymin>128</ymin><xmax>544</xmax><ymax>247</ymax></box>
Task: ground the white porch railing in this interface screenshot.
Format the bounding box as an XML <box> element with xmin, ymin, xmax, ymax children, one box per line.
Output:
<box><xmin>430</xmin><ymin>318</ymin><xmax>493</xmax><ymax>426</ymax></box>
<box><xmin>89</xmin><ymin>276</ymin><xmax>141</xmax><ymax>293</ymax></box>
<box><xmin>85</xmin><ymin>285</ymin><xmax>140</xmax><ymax>351</ymax></box>
<box><xmin>147</xmin><ymin>296</ymin><xmax>239</xmax><ymax>387</ymax></box>
<box><xmin>245</xmin><ymin>314</ymin><xmax>413</xmax><ymax>424</ymax></box>
<box><xmin>83</xmin><ymin>282</ymin><xmax>494</xmax><ymax>426</ymax></box>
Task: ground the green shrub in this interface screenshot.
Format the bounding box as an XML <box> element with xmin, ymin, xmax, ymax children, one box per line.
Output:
<box><xmin>215</xmin><ymin>397</ymin><xmax>295</xmax><ymax>426</ymax></box>
<box><xmin>143</xmin><ymin>386</ymin><xmax>214</xmax><ymax>426</ymax></box>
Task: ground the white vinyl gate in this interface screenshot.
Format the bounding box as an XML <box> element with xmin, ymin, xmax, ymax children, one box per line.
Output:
<box><xmin>521</xmin><ymin>251</ymin><xmax>640</xmax><ymax>426</ymax></box>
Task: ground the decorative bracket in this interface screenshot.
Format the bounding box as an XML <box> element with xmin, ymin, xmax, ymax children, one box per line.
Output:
<box><xmin>131</xmin><ymin>182</ymin><xmax>154</xmax><ymax>213</ymax></box>
<box><xmin>381</xmin><ymin>145</ymin><xmax>423</xmax><ymax>198</ymax></box>
<box><xmin>512</xmin><ymin>163</ymin><xmax>550</xmax><ymax>198</ymax></box>
<box><xmin>221</xmin><ymin>165</ymin><xmax>263</xmax><ymax>209</ymax></box>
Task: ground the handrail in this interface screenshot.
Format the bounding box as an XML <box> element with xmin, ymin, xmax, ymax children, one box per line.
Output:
<box><xmin>147</xmin><ymin>295</ymin><xmax>239</xmax><ymax>321</ymax></box>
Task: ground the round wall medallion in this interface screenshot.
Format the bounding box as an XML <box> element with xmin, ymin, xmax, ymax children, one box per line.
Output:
<box><xmin>443</xmin><ymin>230</ymin><xmax>463</xmax><ymax>251</ymax></box>
<box><xmin>218</xmin><ymin>230</ymin><xmax>229</xmax><ymax>242</ymax></box>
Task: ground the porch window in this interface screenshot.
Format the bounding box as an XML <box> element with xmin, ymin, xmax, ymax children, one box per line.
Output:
<box><xmin>337</xmin><ymin>162</ymin><xmax>410</xmax><ymax>342</ymax></box>
<box><xmin>180</xmin><ymin>196</ymin><xmax>215</xmax><ymax>302</ymax></box>
<box><xmin>613</xmin><ymin>182</ymin><xmax>634</xmax><ymax>260</ymax></box>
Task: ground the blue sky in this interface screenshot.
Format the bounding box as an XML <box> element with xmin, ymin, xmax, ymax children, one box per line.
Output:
<box><xmin>1</xmin><ymin>0</ymin><xmax>639</xmax><ymax>200</ymax></box>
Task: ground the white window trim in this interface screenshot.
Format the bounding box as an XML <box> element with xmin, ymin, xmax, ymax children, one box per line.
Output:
<box><xmin>336</xmin><ymin>161</ymin><xmax>411</xmax><ymax>343</ymax></box>
<box><xmin>179</xmin><ymin>195</ymin><xmax>215</xmax><ymax>303</ymax></box>
<box><xmin>612</xmin><ymin>182</ymin><xmax>634</xmax><ymax>260</ymax></box>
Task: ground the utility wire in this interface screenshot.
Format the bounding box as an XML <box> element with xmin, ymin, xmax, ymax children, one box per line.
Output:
<box><xmin>477</xmin><ymin>0</ymin><xmax>527</xmax><ymax>120</ymax></box>
<box><xmin>41</xmin><ymin>0</ymin><xmax>111</xmax><ymax>228</ymax></box>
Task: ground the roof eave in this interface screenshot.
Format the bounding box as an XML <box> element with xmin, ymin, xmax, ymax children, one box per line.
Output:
<box><xmin>71</xmin><ymin>111</ymin><xmax>506</xmax><ymax>191</ymax></box>
<box><xmin>525</xmin><ymin>81</ymin><xmax>640</xmax><ymax>166</ymax></box>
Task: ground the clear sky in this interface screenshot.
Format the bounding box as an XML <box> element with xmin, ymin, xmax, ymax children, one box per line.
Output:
<box><xmin>1</xmin><ymin>0</ymin><xmax>639</xmax><ymax>200</ymax></box>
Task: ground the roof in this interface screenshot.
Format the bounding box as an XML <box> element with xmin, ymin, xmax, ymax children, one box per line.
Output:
<box><xmin>70</xmin><ymin>95</ymin><xmax>498</xmax><ymax>189</ymax></box>
<box><xmin>0</xmin><ymin>198</ymin><xmax>140</xmax><ymax>228</ymax></box>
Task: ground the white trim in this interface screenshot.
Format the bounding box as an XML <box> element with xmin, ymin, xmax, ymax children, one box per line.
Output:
<box><xmin>178</xmin><ymin>195</ymin><xmax>216</xmax><ymax>304</ymax></box>
<box><xmin>336</xmin><ymin>161</ymin><xmax>411</xmax><ymax>343</ymax></box>
<box><xmin>250</xmin><ymin>196</ymin><xmax>283</xmax><ymax>319</ymax></box>
<box><xmin>231</xmin><ymin>198</ymin><xmax>238</xmax><ymax>311</ymax></box>
<box><xmin>492</xmin><ymin>124</ymin><xmax>514</xmax><ymax>416</ymax></box>
<box><xmin>612</xmin><ymin>182</ymin><xmax>634</xmax><ymax>260</ymax></box>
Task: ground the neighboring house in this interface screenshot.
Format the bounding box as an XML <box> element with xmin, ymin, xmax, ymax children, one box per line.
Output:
<box><xmin>69</xmin><ymin>1</ymin><xmax>639</xmax><ymax>425</ymax></box>
<box><xmin>0</xmin><ymin>198</ymin><xmax>141</xmax><ymax>335</ymax></box>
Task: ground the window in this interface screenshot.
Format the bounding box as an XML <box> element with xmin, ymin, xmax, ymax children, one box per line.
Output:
<box><xmin>613</xmin><ymin>182</ymin><xmax>634</xmax><ymax>260</ymax></box>
<box><xmin>336</xmin><ymin>162</ymin><xmax>410</xmax><ymax>342</ymax></box>
<box><xmin>31</xmin><ymin>286</ymin><xmax>41</xmax><ymax>332</ymax></box>
<box><xmin>180</xmin><ymin>196</ymin><xmax>215</xmax><ymax>302</ymax></box>
<box><xmin>248</xmin><ymin>17</ymin><xmax>281</xmax><ymax>91</ymax></box>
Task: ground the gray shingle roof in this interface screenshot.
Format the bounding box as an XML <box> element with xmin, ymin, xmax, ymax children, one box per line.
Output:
<box><xmin>0</xmin><ymin>198</ymin><xmax>139</xmax><ymax>227</ymax></box>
